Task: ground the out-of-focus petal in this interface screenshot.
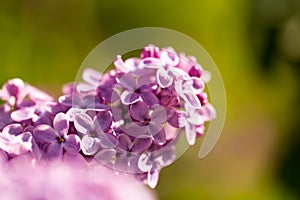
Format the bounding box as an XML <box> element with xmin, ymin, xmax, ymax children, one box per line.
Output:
<box><xmin>11</xmin><ymin>107</ymin><xmax>35</xmax><ymax>122</ymax></box>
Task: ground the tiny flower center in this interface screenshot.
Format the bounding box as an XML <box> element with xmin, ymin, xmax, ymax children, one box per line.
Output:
<box><xmin>143</xmin><ymin>117</ymin><xmax>151</xmax><ymax>126</ymax></box>
<box><xmin>57</xmin><ymin>137</ymin><xmax>65</xmax><ymax>143</ymax></box>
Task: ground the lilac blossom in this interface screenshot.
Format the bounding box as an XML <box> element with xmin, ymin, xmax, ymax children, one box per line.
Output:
<box><xmin>121</xmin><ymin>101</ymin><xmax>167</xmax><ymax>145</ymax></box>
<box><xmin>33</xmin><ymin>113</ymin><xmax>81</xmax><ymax>161</ymax></box>
<box><xmin>179</xmin><ymin>103</ymin><xmax>216</xmax><ymax>145</ymax></box>
<box><xmin>117</xmin><ymin>72</ymin><xmax>159</xmax><ymax>106</ymax></box>
<box><xmin>0</xmin><ymin>124</ymin><xmax>33</xmax><ymax>155</ymax></box>
<box><xmin>74</xmin><ymin>112</ymin><xmax>117</xmax><ymax>155</ymax></box>
<box><xmin>138</xmin><ymin>146</ymin><xmax>176</xmax><ymax>188</ymax></box>
<box><xmin>76</xmin><ymin>68</ymin><xmax>102</xmax><ymax>93</ymax></box>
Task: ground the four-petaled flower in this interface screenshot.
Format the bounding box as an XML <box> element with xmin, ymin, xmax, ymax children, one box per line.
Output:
<box><xmin>33</xmin><ymin>113</ymin><xmax>81</xmax><ymax>161</ymax></box>
<box><xmin>74</xmin><ymin>112</ymin><xmax>117</xmax><ymax>155</ymax></box>
<box><xmin>122</xmin><ymin>101</ymin><xmax>167</xmax><ymax>145</ymax></box>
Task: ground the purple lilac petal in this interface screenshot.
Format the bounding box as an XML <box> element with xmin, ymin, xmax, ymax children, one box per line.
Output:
<box><xmin>74</xmin><ymin>113</ymin><xmax>94</xmax><ymax>134</ymax></box>
<box><xmin>63</xmin><ymin>134</ymin><xmax>81</xmax><ymax>153</ymax></box>
<box><xmin>121</xmin><ymin>123</ymin><xmax>148</xmax><ymax>137</ymax></box>
<box><xmin>120</xmin><ymin>90</ymin><xmax>140</xmax><ymax>105</ymax></box>
<box><xmin>117</xmin><ymin>134</ymin><xmax>132</xmax><ymax>151</ymax></box>
<box><xmin>98</xmin><ymin>133</ymin><xmax>118</xmax><ymax>149</ymax></box>
<box><xmin>140</xmin><ymin>92</ymin><xmax>159</xmax><ymax>106</ymax></box>
<box><xmin>58</xmin><ymin>95</ymin><xmax>81</xmax><ymax>107</ymax></box>
<box><xmin>131</xmin><ymin>137</ymin><xmax>152</xmax><ymax>153</ymax></box>
<box><xmin>96</xmin><ymin>111</ymin><xmax>112</xmax><ymax>131</ymax></box>
<box><xmin>2</xmin><ymin>124</ymin><xmax>23</xmax><ymax>136</ymax></box>
<box><xmin>118</xmin><ymin>73</ymin><xmax>137</xmax><ymax>89</ymax></box>
<box><xmin>147</xmin><ymin>123</ymin><xmax>162</xmax><ymax>137</ymax></box>
<box><xmin>95</xmin><ymin>149</ymin><xmax>116</xmax><ymax>164</ymax></box>
<box><xmin>114</xmin><ymin>153</ymin><xmax>129</xmax><ymax>172</ymax></box>
<box><xmin>129</xmin><ymin>101</ymin><xmax>149</xmax><ymax>121</ymax></box>
<box><xmin>152</xmin><ymin>129</ymin><xmax>166</xmax><ymax>145</ymax></box>
<box><xmin>150</xmin><ymin>106</ymin><xmax>167</xmax><ymax>124</ymax></box>
<box><xmin>33</xmin><ymin>125</ymin><xmax>57</xmax><ymax>143</ymax></box>
<box><xmin>53</xmin><ymin>113</ymin><xmax>69</xmax><ymax>137</ymax></box>
<box><xmin>46</xmin><ymin>142</ymin><xmax>63</xmax><ymax>161</ymax></box>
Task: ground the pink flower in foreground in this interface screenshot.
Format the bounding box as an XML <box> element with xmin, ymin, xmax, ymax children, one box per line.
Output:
<box><xmin>0</xmin><ymin>155</ymin><xmax>156</xmax><ymax>200</ymax></box>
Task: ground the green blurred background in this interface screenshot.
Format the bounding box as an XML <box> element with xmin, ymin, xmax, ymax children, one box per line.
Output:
<box><xmin>1</xmin><ymin>0</ymin><xmax>300</xmax><ymax>199</ymax></box>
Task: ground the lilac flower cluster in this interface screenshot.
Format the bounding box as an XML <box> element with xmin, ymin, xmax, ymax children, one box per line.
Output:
<box><xmin>0</xmin><ymin>44</ymin><xmax>215</xmax><ymax>188</ymax></box>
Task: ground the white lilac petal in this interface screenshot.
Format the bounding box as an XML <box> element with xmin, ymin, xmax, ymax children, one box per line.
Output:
<box><xmin>138</xmin><ymin>154</ymin><xmax>152</xmax><ymax>172</ymax></box>
<box><xmin>82</xmin><ymin>68</ymin><xmax>101</xmax><ymax>85</ymax></box>
<box><xmin>156</xmin><ymin>68</ymin><xmax>173</xmax><ymax>88</ymax></box>
<box><xmin>53</xmin><ymin>113</ymin><xmax>69</xmax><ymax>137</ymax></box>
<box><xmin>202</xmin><ymin>70</ymin><xmax>211</xmax><ymax>83</ymax></box>
<box><xmin>66</xmin><ymin>107</ymin><xmax>85</xmax><ymax>122</ymax></box>
<box><xmin>181</xmin><ymin>91</ymin><xmax>201</xmax><ymax>108</ymax></box>
<box><xmin>185</xmin><ymin>122</ymin><xmax>196</xmax><ymax>145</ymax></box>
<box><xmin>74</xmin><ymin>113</ymin><xmax>94</xmax><ymax>135</ymax></box>
<box><xmin>81</xmin><ymin>135</ymin><xmax>100</xmax><ymax>156</ymax></box>
<box><xmin>11</xmin><ymin>107</ymin><xmax>35</xmax><ymax>122</ymax></box>
<box><xmin>124</xmin><ymin>58</ymin><xmax>141</xmax><ymax>71</ymax></box>
<box><xmin>114</xmin><ymin>55</ymin><xmax>128</xmax><ymax>72</ymax></box>
<box><xmin>200</xmin><ymin>103</ymin><xmax>217</xmax><ymax>121</ymax></box>
<box><xmin>147</xmin><ymin>170</ymin><xmax>160</xmax><ymax>189</ymax></box>
<box><xmin>160</xmin><ymin>49</ymin><xmax>179</xmax><ymax>67</ymax></box>
<box><xmin>26</xmin><ymin>85</ymin><xmax>53</xmax><ymax>102</ymax></box>
<box><xmin>76</xmin><ymin>83</ymin><xmax>96</xmax><ymax>93</ymax></box>
<box><xmin>141</xmin><ymin>57</ymin><xmax>162</xmax><ymax>69</ymax></box>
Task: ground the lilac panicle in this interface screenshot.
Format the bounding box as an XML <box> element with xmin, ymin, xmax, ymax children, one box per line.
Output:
<box><xmin>0</xmin><ymin>44</ymin><xmax>216</xmax><ymax>189</ymax></box>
